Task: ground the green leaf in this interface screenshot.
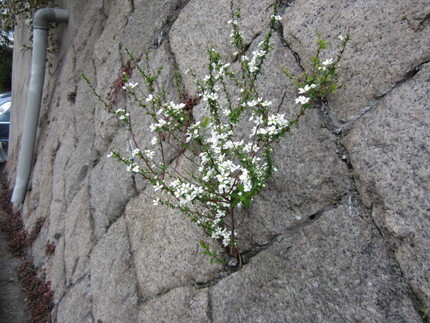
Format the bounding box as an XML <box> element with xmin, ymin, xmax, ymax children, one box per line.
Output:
<box><xmin>201</xmin><ymin>116</ymin><xmax>211</xmax><ymax>128</ymax></box>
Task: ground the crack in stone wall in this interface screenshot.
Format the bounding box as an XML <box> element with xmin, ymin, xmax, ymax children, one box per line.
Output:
<box><xmin>317</xmin><ymin>55</ymin><xmax>430</xmax><ymax>316</ymax></box>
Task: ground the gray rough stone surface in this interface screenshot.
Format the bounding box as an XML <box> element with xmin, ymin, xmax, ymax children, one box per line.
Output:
<box><xmin>240</xmin><ymin>108</ymin><xmax>352</xmax><ymax>248</ymax></box>
<box><xmin>211</xmin><ymin>204</ymin><xmax>422</xmax><ymax>322</ymax></box>
<box><xmin>56</xmin><ymin>276</ymin><xmax>93</xmax><ymax>323</ymax></box>
<box><xmin>139</xmin><ymin>286</ymin><xmax>209</xmax><ymax>322</ymax></box>
<box><xmin>125</xmin><ymin>192</ymin><xmax>222</xmax><ymax>299</ymax></box>
<box><xmin>90</xmin><ymin>217</ymin><xmax>139</xmax><ymax>323</ymax></box>
<box><xmin>281</xmin><ymin>0</ymin><xmax>430</xmax><ymax>122</ymax></box>
<box><xmin>63</xmin><ymin>186</ymin><xmax>94</xmax><ymax>286</ymax></box>
<box><xmin>170</xmin><ymin>0</ymin><xmax>274</xmax><ymax>93</ymax></box>
<box><xmin>6</xmin><ymin>0</ymin><xmax>430</xmax><ymax>321</ymax></box>
<box><xmin>343</xmin><ymin>62</ymin><xmax>430</xmax><ymax>309</ymax></box>
<box><xmin>89</xmin><ymin>154</ymin><xmax>136</xmax><ymax>240</ymax></box>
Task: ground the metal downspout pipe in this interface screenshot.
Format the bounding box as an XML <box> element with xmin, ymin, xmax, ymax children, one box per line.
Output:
<box><xmin>11</xmin><ymin>8</ymin><xmax>69</xmax><ymax>204</ymax></box>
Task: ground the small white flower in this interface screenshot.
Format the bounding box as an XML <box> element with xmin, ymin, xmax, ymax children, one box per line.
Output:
<box><xmin>119</xmin><ymin>113</ymin><xmax>129</xmax><ymax>121</ymax></box>
<box><xmin>338</xmin><ymin>35</ymin><xmax>345</xmax><ymax>41</ymax></box>
<box><xmin>123</xmin><ymin>81</ymin><xmax>139</xmax><ymax>90</ymax></box>
<box><xmin>298</xmin><ymin>83</ymin><xmax>317</xmax><ymax>94</ymax></box>
<box><xmin>126</xmin><ymin>163</ymin><xmax>138</xmax><ymax>173</ymax></box>
<box><xmin>257</xmin><ymin>127</ymin><xmax>268</xmax><ymax>135</ymax></box>
<box><xmin>153</xmin><ymin>198</ymin><xmax>160</xmax><ymax>206</ymax></box>
<box><xmin>151</xmin><ymin>137</ymin><xmax>158</xmax><ymax>146</ymax></box>
<box><xmin>144</xmin><ymin>150</ymin><xmax>155</xmax><ymax>160</ymax></box>
<box><xmin>202</xmin><ymin>92</ymin><xmax>219</xmax><ymax>101</ymax></box>
<box><xmin>322</xmin><ymin>58</ymin><xmax>333</xmax><ymax>66</ymax></box>
<box><xmin>253</xmin><ymin>49</ymin><xmax>266</xmax><ymax>58</ymax></box>
<box><xmin>295</xmin><ymin>96</ymin><xmax>310</xmax><ymax>105</ymax></box>
<box><xmin>249</xmin><ymin>62</ymin><xmax>258</xmax><ymax>73</ymax></box>
<box><xmin>261</xmin><ymin>100</ymin><xmax>272</xmax><ymax>107</ymax></box>
<box><xmin>146</xmin><ymin>94</ymin><xmax>155</xmax><ymax>103</ymax></box>
<box><xmin>131</xmin><ymin>148</ymin><xmax>140</xmax><ymax>157</ymax></box>
<box><xmin>153</xmin><ymin>182</ymin><xmax>163</xmax><ymax>192</ymax></box>
<box><xmin>241</xmin><ymin>55</ymin><xmax>249</xmax><ymax>62</ymax></box>
<box><xmin>247</xmin><ymin>99</ymin><xmax>260</xmax><ymax>107</ymax></box>
<box><xmin>107</xmin><ymin>152</ymin><xmax>113</xmax><ymax>158</ymax></box>
<box><xmin>271</xmin><ymin>14</ymin><xmax>282</xmax><ymax>21</ymax></box>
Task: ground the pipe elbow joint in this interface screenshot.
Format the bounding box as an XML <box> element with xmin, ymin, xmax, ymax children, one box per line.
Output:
<box><xmin>33</xmin><ymin>8</ymin><xmax>69</xmax><ymax>30</ymax></box>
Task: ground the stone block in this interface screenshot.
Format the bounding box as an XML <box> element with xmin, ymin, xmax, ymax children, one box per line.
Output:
<box><xmin>56</xmin><ymin>276</ymin><xmax>93</xmax><ymax>323</ymax></box>
<box><xmin>281</xmin><ymin>0</ymin><xmax>430</xmax><ymax>122</ymax></box>
<box><xmin>139</xmin><ymin>286</ymin><xmax>208</xmax><ymax>322</ymax></box>
<box><xmin>89</xmin><ymin>152</ymin><xmax>136</xmax><ymax>240</ymax></box>
<box><xmin>64</xmin><ymin>186</ymin><xmax>94</xmax><ymax>286</ymax></box>
<box><xmin>90</xmin><ymin>217</ymin><xmax>139</xmax><ymax>323</ymax></box>
<box><xmin>170</xmin><ymin>0</ymin><xmax>274</xmax><ymax>94</ymax></box>
<box><xmin>211</xmin><ymin>204</ymin><xmax>421</xmax><ymax>322</ymax></box>
<box><xmin>343</xmin><ymin>63</ymin><xmax>430</xmax><ymax>308</ymax></box>
<box><xmin>125</xmin><ymin>189</ymin><xmax>222</xmax><ymax>299</ymax></box>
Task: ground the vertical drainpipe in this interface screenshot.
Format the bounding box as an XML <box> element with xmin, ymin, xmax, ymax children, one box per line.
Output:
<box><xmin>11</xmin><ymin>8</ymin><xmax>69</xmax><ymax>204</ymax></box>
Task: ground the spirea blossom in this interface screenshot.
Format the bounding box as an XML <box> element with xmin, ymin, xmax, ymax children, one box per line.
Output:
<box><xmin>132</xmin><ymin>148</ymin><xmax>140</xmax><ymax>157</ymax></box>
<box><xmin>295</xmin><ymin>96</ymin><xmax>310</xmax><ymax>105</ymax></box>
<box><xmin>122</xmin><ymin>81</ymin><xmax>139</xmax><ymax>90</ymax></box>
<box><xmin>202</xmin><ymin>91</ymin><xmax>219</xmax><ymax>101</ymax></box>
<box><xmin>322</xmin><ymin>58</ymin><xmax>334</xmax><ymax>66</ymax></box>
<box><xmin>126</xmin><ymin>163</ymin><xmax>140</xmax><ymax>173</ymax></box>
<box><xmin>271</xmin><ymin>14</ymin><xmax>282</xmax><ymax>21</ymax></box>
<box><xmin>89</xmin><ymin>2</ymin><xmax>348</xmax><ymax>264</ymax></box>
<box><xmin>298</xmin><ymin>84</ymin><xmax>317</xmax><ymax>93</ymax></box>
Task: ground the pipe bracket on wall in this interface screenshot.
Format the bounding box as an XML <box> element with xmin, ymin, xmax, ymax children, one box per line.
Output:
<box><xmin>11</xmin><ymin>8</ymin><xmax>69</xmax><ymax>204</ymax></box>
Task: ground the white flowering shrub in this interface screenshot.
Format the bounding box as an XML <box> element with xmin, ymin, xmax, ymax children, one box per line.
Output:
<box><xmin>83</xmin><ymin>1</ymin><xmax>349</xmax><ymax>265</ymax></box>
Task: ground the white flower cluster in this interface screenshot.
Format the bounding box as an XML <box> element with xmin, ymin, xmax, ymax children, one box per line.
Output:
<box><xmin>240</xmin><ymin>42</ymin><xmax>268</xmax><ymax>73</ymax></box>
<box><xmin>295</xmin><ymin>83</ymin><xmax>317</xmax><ymax>105</ymax></box>
<box><xmin>206</xmin><ymin>125</ymin><xmax>232</xmax><ymax>154</ymax></box>
<box><xmin>122</xmin><ymin>81</ymin><xmax>139</xmax><ymax>90</ymax></box>
<box><xmin>202</xmin><ymin>91</ymin><xmax>219</xmax><ymax>102</ymax></box>
<box><xmin>185</xmin><ymin>121</ymin><xmax>201</xmax><ymax>142</ymax></box>
<box><xmin>168</xmin><ymin>179</ymin><xmax>204</xmax><ymax>205</ymax></box>
<box><xmin>255</xmin><ymin>113</ymin><xmax>289</xmax><ymax>136</ymax></box>
<box><xmin>149</xmin><ymin>101</ymin><xmax>187</xmax><ymax>132</ymax></box>
<box><xmin>132</xmin><ymin>148</ymin><xmax>155</xmax><ymax>160</ymax></box>
<box><xmin>214</xmin><ymin>63</ymin><xmax>230</xmax><ymax>80</ymax></box>
<box><xmin>115</xmin><ymin>108</ymin><xmax>130</xmax><ymax>121</ymax></box>
<box><xmin>211</xmin><ymin>226</ymin><xmax>232</xmax><ymax>247</ymax></box>
<box><xmin>126</xmin><ymin>162</ymin><xmax>140</xmax><ymax>173</ymax></box>
<box><xmin>318</xmin><ymin>57</ymin><xmax>335</xmax><ymax>71</ymax></box>
<box><xmin>91</xmin><ymin>3</ymin><xmax>348</xmax><ymax>263</ymax></box>
<box><xmin>271</xmin><ymin>14</ymin><xmax>282</xmax><ymax>22</ymax></box>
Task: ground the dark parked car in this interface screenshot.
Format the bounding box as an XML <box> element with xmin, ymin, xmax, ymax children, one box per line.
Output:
<box><xmin>0</xmin><ymin>92</ymin><xmax>11</xmax><ymax>142</ymax></box>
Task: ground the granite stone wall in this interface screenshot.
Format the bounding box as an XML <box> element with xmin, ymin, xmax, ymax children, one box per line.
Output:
<box><xmin>8</xmin><ymin>0</ymin><xmax>430</xmax><ymax>321</ymax></box>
